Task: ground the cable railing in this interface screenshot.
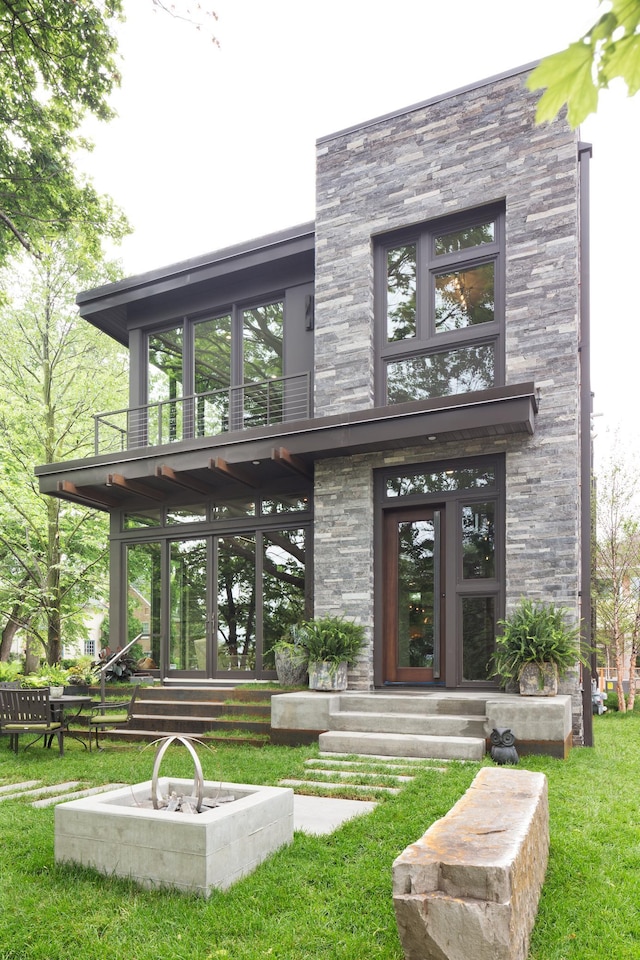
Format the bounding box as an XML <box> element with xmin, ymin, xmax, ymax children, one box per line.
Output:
<box><xmin>93</xmin><ymin>373</ymin><xmax>311</xmax><ymax>455</ymax></box>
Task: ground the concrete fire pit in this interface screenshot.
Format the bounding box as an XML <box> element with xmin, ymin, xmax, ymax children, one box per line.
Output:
<box><xmin>55</xmin><ymin>777</ymin><xmax>294</xmax><ymax>896</ymax></box>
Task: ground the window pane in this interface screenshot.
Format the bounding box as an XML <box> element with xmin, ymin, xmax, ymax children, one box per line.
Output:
<box><xmin>262</xmin><ymin>495</ymin><xmax>310</xmax><ymax>515</ymax></box>
<box><xmin>386</xmin><ymin>244</ymin><xmax>417</xmax><ymax>342</ymax></box>
<box><xmin>386</xmin><ymin>344</ymin><xmax>495</xmax><ymax>402</ymax></box>
<box><xmin>194</xmin><ymin>316</ymin><xmax>232</xmax><ymax>436</ymax></box>
<box><xmin>170</xmin><ymin>539</ymin><xmax>207</xmax><ymax>671</ymax></box>
<box><xmin>461</xmin><ymin>596</ymin><xmax>495</xmax><ymax>681</ymax></box>
<box><xmin>166</xmin><ymin>506</ymin><xmax>207</xmax><ymax>525</ymax></box>
<box><xmin>148</xmin><ymin>326</ymin><xmax>184</xmax><ymax>443</ymax></box>
<box><xmin>243</xmin><ymin>302</ymin><xmax>284</xmax><ymax>428</ymax></box>
<box><xmin>386</xmin><ymin>467</ymin><xmax>496</xmax><ymax>498</ymax></box>
<box><xmin>217</xmin><ymin>535</ymin><xmax>256</xmax><ymax>672</ymax></box>
<box><xmin>123</xmin><ymin>509</ymin><xmax>162</xmax><ymax>529</ymax></box>
<box><xmin>126</xmin><ymin>542</ymin><xmax>161</xmax><ymax>669</ymax></box>
<box><xmin>435</xmin><ymin>263</ymin><xmax>495</xmax><ymax>332</ymax></box>
<box><xmin>435</xmin><ymin>221</ymin><xmax>495</xmax><ymax>255</ymax></box>
<box><xmin>397</xmin><ymin>519</ymin><xmax>435</xmax><ymax>669</ymax></box>
<box><xmin>211</xmin><ymin>498</ymin><xmax>256</xmax><ymax>519</ymax></box>
<box><xmin>262</xmin><ymin>529</ymin><xmax>307</xmax><ymax>668</ymax></box>
<box><xmin>462</xmin><ymin>502</ymin><xmax>495</xmax><ymax>579</ymax></box>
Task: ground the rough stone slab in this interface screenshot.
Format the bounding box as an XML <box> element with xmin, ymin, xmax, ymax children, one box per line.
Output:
<box><xmin>393</xmin><ymin>767</ymin><xmax>548</xmax><ymax>960</ymax></box>
<box><xmin>319</xmin><ymin>730</ymin><xmax>485</xmax><ymax>761</ymax></box>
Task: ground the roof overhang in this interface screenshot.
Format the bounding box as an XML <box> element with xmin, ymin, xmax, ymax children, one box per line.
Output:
<box><xmin>35</xmin><ymin>383</ymin><xmax>538</xmax><ymax>511</ymax></box>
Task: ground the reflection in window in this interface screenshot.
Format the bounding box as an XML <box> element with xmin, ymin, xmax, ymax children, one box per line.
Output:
<box><xmin>166</xmin><ymin>506</ymin><xmax>208</xmax><ymax>525</ymax></box>
<box><xmin>462</xmin><ymin>503</ymin><xmax>495</xmax><ymax>579</ymax></box>
<box><xmin>148</xmin><ymin>326</ymin><xmax>183</xmax><ymax>443</ymax></box>
<box><xmin>397</xmin><ymin>519</ymin><xmax>435</xmax><ymax>669</ymax></box>
<box><xmin>243</xmin><ymin>302</ymin><xmax>284</xmax><ymax>429</ymax></box>
<box><xmin>123</xmin><ymin>509</ymin><xmax>162</xmax><ymax>530</ymax></box>
<box><xmin>217</xmin><ymin>535</ymin><xmax>256</xmax><ymax>672</ymax></box>
<box><xmin>386</xmin><ymin>244</ymin><xmax>417</xmax><ymax>342</ymax></box>
<box><xmin>262</xmin><ymin>495</ymin><xmax>310</xmax><ymax>515</ymax></box>
<box><xmin>386</xmin><ymin>344</ymin><xmax>495</xmax><ymax>402</ymax></box>
<box><xmin>211</xmin><ymin>499</ymin><xmax>256</xmax><ymax>519</ymax></box>
<box><xmin>434</xmin><ymin>220</ymin><xmax>495</xmax><ymax>256</ymax></box>
<box><xmin>170</xmin><ymin>539</ymin><xmax>207</xmax><ymax>671</ymax></box>
<box><xmin>386</xmin><ymin>467</ymin><xmax>496</xmax><ymax>498</ymax></box>
<box><xmin>126</xmin><ymin>542</ymin><xmax>161</xmax><ymax>668</ymax></box>
<box><xmin>461</xmin><ymin>596</ymin><xmax>495</xmax><ymax>681</ymax></box>
<box><xmin>194</xmin><ymin>316</ymin><xmax>232</xmax><ymax>437</ymax></box>
<box><xmin>262</xmin><ymin>529</ymin><xmax>307</xmax><ymax>668</ymax></box>
<box><xmin>435</xmin><ymin>263</ymin><xmax>495</xmax><ymax>332</ymax></box>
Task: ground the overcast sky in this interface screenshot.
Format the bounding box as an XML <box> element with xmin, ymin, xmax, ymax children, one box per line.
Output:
<box><xmin>77</xmin><ymin>0</ymin><xmax>639</xmax><ymax>469</ymax></box>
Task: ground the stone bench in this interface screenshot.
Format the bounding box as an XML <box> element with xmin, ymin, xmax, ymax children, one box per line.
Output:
<box><xmin>392</xmin><ymin>766</ymin><xmax>549</xmax><ymax>960</ymax></box>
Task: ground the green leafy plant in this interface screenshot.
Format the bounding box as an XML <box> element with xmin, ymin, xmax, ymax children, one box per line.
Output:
<box><xmin>295</xmin><ymin>616</ymin><xmax>365</xmax><ymax>673</ymax></box>
<box><xmin>491</xmin><ymin>599</ymin><xmax>587</xmax><ymax>685</ymax></box>
<box><xmin>67</xmin><ymin>656</ymin><xmax>100</xmax><ymax>686</ymax></box>
<box><xmin>0</xmin><ymin>660</ymin><xmax>23</xmax><ymax>683</ymax></box>
<box><xmin>21</xmin><ymin>663</ymin><xmax>71</xmax><ymax>688</ymax></box>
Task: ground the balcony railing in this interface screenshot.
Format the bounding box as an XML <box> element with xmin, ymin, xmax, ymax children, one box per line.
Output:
<box><xmin>93</xmin><ymin>373</ymin><xmax>311</xmax><ymax>456</ymax></box>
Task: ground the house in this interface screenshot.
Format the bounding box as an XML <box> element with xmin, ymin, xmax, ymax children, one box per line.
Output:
<box><xmin>35</xmin><ymin>64</ymin><xmax>593</xmax><ymax>747</ymax></box>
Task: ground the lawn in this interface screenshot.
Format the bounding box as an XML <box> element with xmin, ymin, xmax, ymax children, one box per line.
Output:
<box><xmin>0</xmin><ymin>713</ymin><xmax>638</xmax><ymax>960</ymax></box>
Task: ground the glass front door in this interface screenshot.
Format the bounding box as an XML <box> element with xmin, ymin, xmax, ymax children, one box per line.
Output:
<box><xmin>383</xmin><ymin>506</ymin><xmax>443</xmax><ymax>683</ymax></box>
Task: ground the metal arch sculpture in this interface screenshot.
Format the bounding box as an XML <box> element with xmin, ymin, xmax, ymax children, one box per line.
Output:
<box><xmin>150</xmin><ymin>735</ymin><xmax>204</xmax><ymax>812</ymax></box>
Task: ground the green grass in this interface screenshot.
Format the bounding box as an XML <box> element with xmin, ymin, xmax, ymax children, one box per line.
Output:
<box><xmin>0</xmin><ymin>715</ymin><xmax>638</xmax><ymax>959</ymax></box>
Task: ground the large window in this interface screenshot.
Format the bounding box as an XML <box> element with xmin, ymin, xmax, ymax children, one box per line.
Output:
<box><xmin>377</xmin><ymin>205</ymin><xmax>504</xmax><ymax>405</ymax></box>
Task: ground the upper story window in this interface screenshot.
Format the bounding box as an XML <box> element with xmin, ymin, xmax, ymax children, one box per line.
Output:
<box><xmin>376</xmin><ymin>204</ymin><xmax>504</xmax><ymax>405</ymax></box>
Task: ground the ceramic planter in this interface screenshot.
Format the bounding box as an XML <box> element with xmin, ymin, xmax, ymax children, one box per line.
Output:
<box><xmin>274</xmin><ymin>649</ymin><xmax>308</xmax><ymax>687</ymax></box>
<box><xmin>308</xmin><ymin>660</ymin><xmax>348</xmax><ymax>691</ymax></box>
<box><xmin>518</xmin><ymin>663</ymin><xmax>558</xmax><ymax>697</ymax></box>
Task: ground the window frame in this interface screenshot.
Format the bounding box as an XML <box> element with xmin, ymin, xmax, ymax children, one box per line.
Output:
<box><xmin>374</xmin><ymin>203</ymin><xmax>505</xmax><ymax>406</ymax></box>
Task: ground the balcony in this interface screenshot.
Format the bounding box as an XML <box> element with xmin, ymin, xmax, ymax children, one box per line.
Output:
<box><xmin>93</xmin><ymin>373</ymin><xmax>311</xmax><ymax>456</ymax></box>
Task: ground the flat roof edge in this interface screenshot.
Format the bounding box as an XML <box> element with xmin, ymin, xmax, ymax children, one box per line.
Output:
<box><xmin>317</xmin><ymin>60</ymin><xmax>541</xmax><ymax>145</ymax></box>
<box><xmin>77</xmin><ymin>220</ymin><xmax>316</xmax><ymax>308</ymax></box>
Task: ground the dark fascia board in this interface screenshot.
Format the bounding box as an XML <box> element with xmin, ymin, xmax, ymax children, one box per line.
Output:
<box><xmin>317</xmin><ymin>61</ymin><xmax>540</xmax><ymax>145</ymax></box>
<box><xmin>76</xmin><ymin>221</ymin><xmax>316</xmax><ymax>345</ymax></box>
<box><xmin>36</xmin><ymin>383</ymin><xmax>537</xmax><ymax>501</ymax></box>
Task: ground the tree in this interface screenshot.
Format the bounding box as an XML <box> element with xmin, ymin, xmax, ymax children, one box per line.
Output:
<box><xmin>0</xmin><ymin>234</ymin><xmax>128</xmax><ymax>665</ymax></box>
<box><xmin>0</xmin><ymin>0</ymin><xmax>131</xmax><ymax>263</ymax></box>
<box><xmin>594</xmin><ymin>454</ymin><xmax>640</xmax><ymax>711</ymax></box>
<box><xmin>528</xmin><ymin>0</ymin><xmax>640</xmax><ymax>126</ymax></box>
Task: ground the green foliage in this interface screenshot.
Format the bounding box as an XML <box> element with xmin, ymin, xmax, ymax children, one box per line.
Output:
<box><xmin>21</xmin><ymin>662</ymin><xmax>70</xmax><ymax>687</ymax></box>
<box><xmin>294</xmin><ymin>616</ymin><xmax>365</xmax><ymax>668</ymax></box>
<box><xmin>0</xmin><ymin>0</ymin><xmax>129</xmax><ymax>261</ymax></box>
<box><xmin>66</xmin><ymin>655</ymin><xmax>100</xmax><ymax>686</ymax></box>
<box><xmin>528</xmin><ymin>0</ymin><xmax>640</xmax><ymax>126</ymax></box>
<box><xmin>0</xmin><ymin>237</ymin><xmax>128</xmax><ymax>663</ymax></box>
<box><xmin>491</xmin><ymin>598</ymin><xmax>587</xmax><ymax>684</ymax></box>
<box><xmin>0</xmin><ymin>658</ymin><xmax>22</xmax><ymax>682</ymax></box>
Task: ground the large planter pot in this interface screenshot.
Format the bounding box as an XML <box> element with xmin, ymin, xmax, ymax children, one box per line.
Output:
<box><xmin>274</xmin><ymin>649</ymin><xmax>308</xmax><ymax>687</ymax></box>
<box><xmin>518</xmin><ymin>663</ymin><xmax>558</xmax><ymax>697</ymax></box>
<box><xmin>308</xmin><ymin>660</ymin><xmax>348</xmax><ymax>692</ymax></box>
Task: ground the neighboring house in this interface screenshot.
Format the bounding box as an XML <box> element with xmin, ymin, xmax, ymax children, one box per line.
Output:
<box><xmin>36</xmin><ymin>64</ymin><xmax>592</xmax><ymax>741</ymax></box>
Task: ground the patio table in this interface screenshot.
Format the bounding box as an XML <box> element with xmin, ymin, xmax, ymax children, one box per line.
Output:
<box><xmin>49</xmin><ymin>695</ymin><xmax>94</xmax><ymax>750</ymax></box>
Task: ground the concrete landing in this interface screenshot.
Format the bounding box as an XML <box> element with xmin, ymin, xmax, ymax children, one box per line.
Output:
<box><xmin>293</xmin><ymin>794</ymin><xmax>377</xmax><ymax>834</ymax></box>
<box><xmin>319</xmin><ymin>730</ymin><xmax>485</xmax><ymax>761</ymax></box>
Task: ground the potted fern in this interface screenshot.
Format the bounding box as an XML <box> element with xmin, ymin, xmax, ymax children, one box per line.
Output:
<box><xmin>296</xmin><ymin>616</ymin><xmax>365</xmax><ymax>691</ymax></box>
<box><xmin>491</xmin><ymin>599</ymin><xmax>586</xmax><ymax>696</ymax></box>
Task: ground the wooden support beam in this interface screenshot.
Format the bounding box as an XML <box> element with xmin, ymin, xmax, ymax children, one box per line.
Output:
<box><xmin>56</xmin><ymin>481</ymin><xmax>119</xmax><ymax>509</ymax></box>
<box><xmin>156</xmin><ymin>464</ymin><xmax>215</xmax><ymax>495</ymax></box>
<box><xmin>208</xmin><ymin>457</ymin><xmax>258</xmax><ymax>489</ymax></box>
<box><xmin>106</xmin><ymin>473</ymin><xmax>165</xmax><ymax>501</ymax></box>
<box><xmin>272</xmin><ymin>446</ymin><xmax>312</xmax><ymax>480</ymax></box>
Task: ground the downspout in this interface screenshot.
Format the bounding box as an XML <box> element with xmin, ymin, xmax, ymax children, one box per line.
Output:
<box><xmin>579</xmin><ymin>141</ymin><xmax>593</xmax><ymax>747</ymax></box>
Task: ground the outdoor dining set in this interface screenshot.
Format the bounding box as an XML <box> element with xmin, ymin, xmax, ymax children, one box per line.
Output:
<box><xmin>0</xmin><ymin>685</ymin><xmax>137</xmax><ymax>754</ymax></box>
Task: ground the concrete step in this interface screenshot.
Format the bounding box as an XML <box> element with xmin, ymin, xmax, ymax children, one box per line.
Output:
<box><xmin>330</xmin><ymin>709</ymin><xmax>487</xmax><ymax>739</ymax></box>
<box><xmin>135</xmin><ymin>700</ymin><xmax>271</xmax><ymax>719</ymax></box>
<box><xmin>337</xmin><ymin>693</ymin><xmax>487</xmax><ymax>717</ymax></box>
<box><xmin>319</xmin><ymin>730</ymin><xmax>485</xmax><ymax>761</ymax></box>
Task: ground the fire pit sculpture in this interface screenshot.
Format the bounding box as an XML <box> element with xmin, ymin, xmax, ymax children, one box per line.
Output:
<box><xmin>55</xmin><ymin>735</ymin><xmax>294</xmax><ymax>895</ymax></box>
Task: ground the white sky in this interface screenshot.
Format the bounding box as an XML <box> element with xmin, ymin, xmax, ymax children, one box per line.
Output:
<box><xmin>77</xmin><ymin>0</ymin><xmax>640</xmax><ymax>470</ymax></box>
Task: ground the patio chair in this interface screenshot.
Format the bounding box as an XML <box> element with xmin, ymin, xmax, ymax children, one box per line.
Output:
<box><xmin>0</xmin><ymin>687</ymin><xmax>64</xmax><ymax>755</ymax></box>
<box><xmin>88</xmin><ymin>686</ymin><xmax>139</xmax><ymax>751</ymax></box>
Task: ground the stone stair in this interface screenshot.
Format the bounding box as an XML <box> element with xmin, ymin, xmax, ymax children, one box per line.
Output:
<box><xmin>100</xmin><ymin>685</ymin><xmax>274</xmax><ymax>746</ymax></box>
<box><xmin>318</xmin><ymin>693</ymin><xmax>488</xmax><ymax>761</ymax></box>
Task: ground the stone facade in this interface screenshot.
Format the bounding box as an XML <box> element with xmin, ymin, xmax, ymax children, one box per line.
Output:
<box><xmin>312</xmin><ymin>66</ymin><xmax>584</xmax><ymax>740</ymax></box>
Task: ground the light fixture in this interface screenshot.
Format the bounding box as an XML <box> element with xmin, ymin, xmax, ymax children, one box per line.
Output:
<box><xmin>427</xmin><ymin>435</ymin><xmax>437</xmax><ymax>441</ymax></box>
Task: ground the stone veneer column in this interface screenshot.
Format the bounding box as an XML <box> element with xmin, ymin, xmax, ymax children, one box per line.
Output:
<box><xmin>311</xmin><ymin>67</ymin><xmax>584</xmax><ymax>736</ymax></box>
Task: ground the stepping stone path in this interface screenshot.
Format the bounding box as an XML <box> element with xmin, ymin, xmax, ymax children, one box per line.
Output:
<box><xmin>279</xmin><ymin>752</ymin><xmax>448</xmax><ymax>799</ymax></box>
<box><xmin>0</xmin><ymin>780</ymin><xmax>126</xmax><ymax>806</ymax></box>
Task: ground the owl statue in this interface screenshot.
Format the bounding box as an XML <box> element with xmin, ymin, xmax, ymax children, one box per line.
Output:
<box><xmin>490</xmin><ymin>727</ymin><xmax>519</xmax><ymax>765</ymax></box>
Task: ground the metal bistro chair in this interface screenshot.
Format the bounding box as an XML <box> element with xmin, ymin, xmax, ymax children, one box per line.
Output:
<box><xmin>88</xmin><ymin>686</ymin><xmax>139</xmax><ymax>751</ymax></box>
<box><xmin>0</xmin><ymin>687</ymin><xmax>64</xmax><ymax>755</ymax></box>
